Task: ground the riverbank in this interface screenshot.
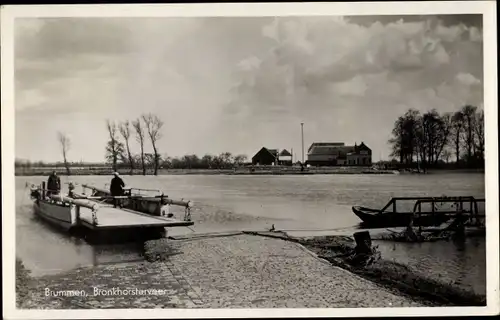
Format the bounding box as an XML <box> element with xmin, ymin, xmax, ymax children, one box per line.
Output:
<box><xmin>15</xmin><ymin>166</ymin><xmax>485</xmax><ymax>177</ymax></box>
<box><xmin>15</xmin><ymin>167</ymin><xmax>398</xmax><ymax>176</ymax></box>
<box><xmin>15</xmin><ymin>231</ymin><xmax>485</xmax><ymax>309</ymax></box>
<box><xmin>247</xmin><ymin>231</ymin><xmax>486</xmax><ymax>306</ymax></box>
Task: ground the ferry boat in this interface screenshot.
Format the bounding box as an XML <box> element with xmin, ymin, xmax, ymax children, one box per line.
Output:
<box><xmin>29</xmin><ymin>182</ymin><xmax>194</xmax><ymax>235</ymax></box>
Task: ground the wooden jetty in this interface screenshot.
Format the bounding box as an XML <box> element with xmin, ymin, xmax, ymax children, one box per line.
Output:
<box><xmin>29</xmin><ymin>182</ymin><xmax>194</xmax><ymax>235</ymax></box>
<box><xmin>352</xmin><ymin>196</ymin><xmax>485</xmax><ymax>228</ymax></box>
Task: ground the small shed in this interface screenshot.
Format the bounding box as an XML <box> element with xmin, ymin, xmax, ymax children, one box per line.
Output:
<box><xmin>278</xmin><ymin>149</ymin><xmax>293</xmax><ymax>166</ymax></box>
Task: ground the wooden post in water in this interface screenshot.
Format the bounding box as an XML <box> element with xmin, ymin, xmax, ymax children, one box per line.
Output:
<box><xmin>41</xmin><ymin>181</ymin><xmax>46</xmax><ymax>199</ymax></box>
<box><xmin>470</xmin><ymin>199</ymin><xmax>474</xmax><ymax>225</ymax></box>
<box><xmin>353</xmin><ymin>231</ymin><xmax>372</xmax><ymax>255</ymax></box>
<box><xmin>431</xmin><ymin>198</ymin><xmax>435</xmax><ymax>225</ymax></box>
<box><xmin>452</xmin><ymin>211</ymin><xmax>466</xmax><ymax>241</ymax></box>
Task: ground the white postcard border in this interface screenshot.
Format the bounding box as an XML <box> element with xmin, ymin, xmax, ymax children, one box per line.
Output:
<box><xmin>2</xmin><ymin>2</ymin><xmax>498</xmax><ymax>318</ymax></box>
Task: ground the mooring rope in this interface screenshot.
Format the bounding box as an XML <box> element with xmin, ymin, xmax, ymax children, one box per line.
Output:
<box><xmin>271</xmin><ymin>227</ymin><xmax>355</xmax><ymax>233</ymax></box>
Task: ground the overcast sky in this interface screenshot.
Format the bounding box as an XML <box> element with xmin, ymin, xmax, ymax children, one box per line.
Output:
<box><xmin>15</xmin><ymin>15</ymin><xmax>483</xmax><ymax>163</ymax></box>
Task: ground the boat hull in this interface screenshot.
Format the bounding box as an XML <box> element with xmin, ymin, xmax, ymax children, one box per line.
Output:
<box><xmin>33</xmin><ymin>199</ymin><xmax>77</xmax><ymax>231</ymax></box>
<box><xmin>352</xmin><ymin>206</ymin><xmax>449</xmax><ymax>228</ymax></box>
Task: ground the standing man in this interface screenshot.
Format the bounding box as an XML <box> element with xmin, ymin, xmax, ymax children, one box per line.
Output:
<box><xmin>47</xmin><ymin>171</ymin><xmax>61</xmax><ymax>197</ymax></box>
<box><xmin>110</xmin><ymin>172</ymin><xmax>125</xmax><ymax>208</ymax></box>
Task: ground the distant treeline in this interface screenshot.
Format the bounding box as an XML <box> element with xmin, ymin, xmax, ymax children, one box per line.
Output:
<box><xmin>388</xmin><ymin>105</ymin><xmax>484</xmax><ymax>170</ymax></box>
<box><xmin>15</xmin><ymin>152</ymin><xmax>251</xmax><ymax>171</ymax></box>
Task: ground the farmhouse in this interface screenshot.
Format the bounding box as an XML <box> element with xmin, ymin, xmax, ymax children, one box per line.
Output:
<box><xmin>251</xmin><ymin>147</ymin><xmax>293</xmax><ymax>166</ymax></box>
<box><xmin>306</xmin><ymin>142</ymin><xmax>372</xmax><ymax>166</ymax></box>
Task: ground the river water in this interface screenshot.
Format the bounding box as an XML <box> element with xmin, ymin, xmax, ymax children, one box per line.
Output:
<box><xmin>15</xmin><ymin>173</ymin><xmax>486</xmax><ymax>294</ymax></box>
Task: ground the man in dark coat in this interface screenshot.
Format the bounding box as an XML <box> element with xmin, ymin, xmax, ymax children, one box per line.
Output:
<box><xmin>110</xmin><ymin>172</ymin><xmax>125</xmax><ymax>208</ymax></box>
<box><xmin>47</xmin><ymin>171</ymin><xmax>61</xmax><ymax>197</ymax></box>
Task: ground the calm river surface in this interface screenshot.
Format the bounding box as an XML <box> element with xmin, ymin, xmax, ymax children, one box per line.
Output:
<box><xmin>15</xmin><ymin>173</ymin><xmax>486</xmax><ymax>294</ymax></box>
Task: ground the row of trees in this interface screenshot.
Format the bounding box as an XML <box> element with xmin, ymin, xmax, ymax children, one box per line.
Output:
<box><xmin>388</xmin><ymin>105</ymin><xmax>485</xmax><ymax>169</ymax></box>
<box><xmin>162</xmin><ymin>153</ymin><xmax>248</xmax><ymax>169</ymax></box>
<box><xmin>16</xmin><ymin>113</ymin><xmax>250</xmax><ymax>173</ymax></box>
<box><xmin>15</xmin><ymin>152</ymin><xmax>250</xmax><ymax>171</ymax></box>
<box><xmin>105</xmin><ymin>113</ymin><xmax>164</xmax><ymax>175</ymax></box>
<box><xmin>111</xmin><ymin>151</ymin><xmax>249</xmax><ymax>170</ymax></box>
<box><xmin>105</xmin><ymin>114</ymin><xmax>250</xmax><ymax>173</ymax></box>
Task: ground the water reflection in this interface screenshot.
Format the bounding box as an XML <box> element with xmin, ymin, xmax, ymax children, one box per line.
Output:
<box><xmin>374</xmin><ymin>237</ymin><xmax>486</xmax><ymax>295</ymax></box>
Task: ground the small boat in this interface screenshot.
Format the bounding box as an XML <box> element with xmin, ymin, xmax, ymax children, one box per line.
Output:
<box><xmin>352</xmin><ymin>196</ymin><xmax>485</xmax><ymax>228</ymax></box>
<box><xmin>352</xmin><ymin>206</ymin><xmax>448</xmax><ymax>228</ymax></box>
<box><xmin>30</xmin><ymin>188</ymin><xmax>99</xmax><ymax>231</ymax></box>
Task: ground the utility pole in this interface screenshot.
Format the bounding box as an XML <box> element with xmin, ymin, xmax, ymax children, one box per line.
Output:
<box><xmin>301</xmin><ymin>122</ymin><xmax>304</xmax><ymax>163</ymax></box>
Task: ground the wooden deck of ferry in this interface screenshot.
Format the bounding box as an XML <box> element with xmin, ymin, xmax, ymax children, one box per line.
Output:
<box><xmin>79</xmin><ymin>204</ymin><xmax>194</xmax><ymax>230</ymax></box>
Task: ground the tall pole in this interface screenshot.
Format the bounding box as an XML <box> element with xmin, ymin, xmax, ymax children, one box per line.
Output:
<box><xmin>301</xmin><ymin>122</ymin><xmax>304</xmax><ymax>163</ymax></box>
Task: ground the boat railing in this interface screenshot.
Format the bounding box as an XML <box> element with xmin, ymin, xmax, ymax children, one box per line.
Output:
<box><xmin>381</xmin><ymin>196</ymin><xmax>480</xmax><ymax>213</ymax></box>
<box><xmin>128</xmin><ymin>187</ymin><xmax>162</xmax><ymax>196</ymax></box>
<box><xmin>82</xmin><ymin>184</ymin><xmax>162</xmax><ymax>197</ymax></box>
<box><xmin>412</xmin><ymin>197</ymin><xmax>485</xmax><ymax>227</ymax></box>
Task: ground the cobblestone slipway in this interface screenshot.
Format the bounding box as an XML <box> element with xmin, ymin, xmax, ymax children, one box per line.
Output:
<box><xmin>20</xmin><ymin>234</ymin><xmax>423</xmax><ymax>309</ymax></box>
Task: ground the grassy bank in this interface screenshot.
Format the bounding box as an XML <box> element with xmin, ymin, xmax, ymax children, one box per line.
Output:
<box><xmin>244</xmin><ymin>232</ymin><xmax>486</xmax><ymax>307</ymax></box>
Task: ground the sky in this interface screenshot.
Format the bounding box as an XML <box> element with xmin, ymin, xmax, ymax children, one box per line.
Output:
<box><xmin>14</xmin><ymin>14</ymin><xmax>484</xmax><ymax>163</ymax></box>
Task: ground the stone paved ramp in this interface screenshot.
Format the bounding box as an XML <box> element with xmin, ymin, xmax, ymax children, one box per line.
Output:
<box><xmin>20</xmin><ymin>234</ymin><xmax>423</xmax><ymax>309</ymax></box>
<box><xmin>167</xmin><ymin>234</ymin><xmax>423</xmax><ymax>308</ymax></box>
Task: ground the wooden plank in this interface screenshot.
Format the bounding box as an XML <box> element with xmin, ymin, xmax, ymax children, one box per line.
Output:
<box><xmin>391</xmin><ymin>196</ymin><xmax>478</xmax><ymax>201</ymax></box>
<box><xmin>79</xmin><ymin>206</ymin><xmax>194</xmax><ymax>230</ymax></box>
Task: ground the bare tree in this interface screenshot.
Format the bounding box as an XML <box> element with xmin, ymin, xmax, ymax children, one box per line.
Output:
<box><xmin>119</xmin><ymin>121</ymin><xmax>134</xmax><ymax>175</ymax></box>
<box><xmin>142</xmin><ymin>113</ymin><xmax>164</xmax><ymax>175</ymax></box>
<box><xmin>388</xmin><ymin>109</ymin><xmax>420</xmax><ymax>166</ymax></box>
<box><xmin>461</xmin><ymin>105</ymin><xmax>477</xmax><ymax>164</ymax></box>
<box><xmin>58</xmin><ymin>132</ymin><xmax>71</xmax><ymax>175</ymax></box>
<box><xmin>105</xmin><ymin>120</ymin><xmax>124</xmax><ymax>172</ymax></box>
<box><xmin>132</xmin><ymin>118</ymin><xmax>146</xmax><ymax>175</ymax></box>
<box><xmin>451</xmin><ymin>111</ymin><xmax>464</xmax><ymax>164</ymax></box>
<box><xmin>442</xmin><ymin>149</ymin><xmax>452</xmax><ymax>163</ymax></box>
<box><xmin>474</xmin><ymin>109</ymin><xmax>485</xmax><ymax>162</ymax></box>
<box><xmin>433</xmin><ymin>112</ymin><xmax>452</xmax><ymax>164</ymax></box>
<box><xmin>201</xmin><ymin>154</ymin><xmax>215</xmax><ymax>169</ymax></box>
<box><xmin>234</xmin><ymin>154</ymin><xmax>248</xmax><ymax>166</ymax></box>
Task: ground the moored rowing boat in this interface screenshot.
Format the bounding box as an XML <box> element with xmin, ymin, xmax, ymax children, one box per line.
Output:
<box><xmin>352</xmin><ymin>196</ymin><xmax>485</xmax><ymax>228</ymax></box>
<box><xmin>352</xmin><ymin>206</ymin><xmax>449</xmax><ymax>228</ymax></box>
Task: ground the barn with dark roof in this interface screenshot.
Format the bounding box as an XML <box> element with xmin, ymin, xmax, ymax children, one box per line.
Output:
<box><xmin>251</xmin><ymin>147</ymin><xmax>293</xmax><ymax>166</ymax></box>
<box><xmin>307</xmin><ymin>142</ymin><xmax>372</xmax><ymax>166</ymax></box>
